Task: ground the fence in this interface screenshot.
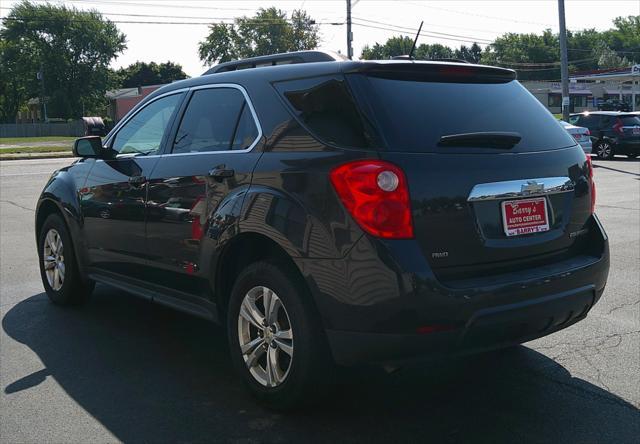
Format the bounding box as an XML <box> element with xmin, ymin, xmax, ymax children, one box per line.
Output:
<box><xmin>0</xmin><ymin>121</ymin><xmax>85</xmax><ymax>138</ymax></box>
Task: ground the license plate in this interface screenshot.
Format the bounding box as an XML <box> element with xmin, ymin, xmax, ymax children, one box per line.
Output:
<box><xmin>501</xmin><ymin>197</ymin><xmax>550</xmax><ymax>237</ymax></box>
<box><xmin>633</xmin><ymin>127</ymin><xmax>640</xmax><ymax>135</ymax></box>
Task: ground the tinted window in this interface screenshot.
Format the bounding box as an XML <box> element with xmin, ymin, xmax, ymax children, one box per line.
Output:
<box><xmin>601</xmin><ymin>116</ymin><xmax>614</xmax><ymax>127</ymax></box>
<box><xmin>575</xmin><ymin>115</ymin><xmax>597</xmax><ymax>129</ymax></box>
<box><xmin>232</xmin><ymin>104</ymin><xmax>259</xmax><ymax>150</ymax></box>
<box><xmin>348</xmin><ymin>74</ymin><xmax>576</xmax><ymax>152</ymax></box>
<box><xmin>276</xmin><ymin>76</ymin><xmax>375</xmax><ymax>149</ymax></box>
<box><xmin>620</xmin><ymin>116</ymin><xmax>640</xmax><ymax>126</ymax></box>
<box><xmin>112</xmin><ymin>93</ymin><xmax>183</xmax><ymax>155</ymax></box>
<box><xmin>173</xmin><ymin>88</ymin><xmax>257</xmax><ymax>154</ymax></box>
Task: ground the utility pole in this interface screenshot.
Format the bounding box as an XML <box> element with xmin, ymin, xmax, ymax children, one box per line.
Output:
<box><xmin>37</xmin><ymin>63</ymin><xmax>48</xmax><ymax>122</ymax></box>
<box><xmin>558</xmin><ymin>0</ymin><xmax>570</xmax><ymax>121</ymax></box>
<box><xmin>346</xmin><ymin>0</ymin><xmax>353</xmax><ymax>59</ymax></box>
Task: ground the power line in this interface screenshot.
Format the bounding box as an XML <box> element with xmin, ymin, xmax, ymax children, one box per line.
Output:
<box><xmin>22</xmin><ymin>0</ymin><xmax>259</xmax><ymax>11</ymax></box>
<box><xmin>1</xmin><ymin>16</ymin><xmax>343</xmax><ymax>26</ymax></box>
<box><xmin>353</xmin><ymin>15</ymin><xmax>502</xmax><ymax>36</ymax></box>
<box><xmin>402</xmin><ymin>0</ymin><xmax>557</xmax><ymax>27</ymax></box>
<box><xmin>493</xmin><ymin>57</ymin><xmax>597</xmax><ymax>67</ymax></box>
<box><xmin>351</xmin><ymin>21</ymin><xmax>494</xmax><ymax>45</ymax></box>
<box><xmin>352</xmin><ymin>17</ymin><xmax>494</xmax><ymax>43</ymax></box>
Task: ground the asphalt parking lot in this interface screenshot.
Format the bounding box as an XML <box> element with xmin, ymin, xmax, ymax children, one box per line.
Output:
<box><xmin>1</xmin><ymin>157</ymin><xmax>638</xmax><ymax>443</ymax></box>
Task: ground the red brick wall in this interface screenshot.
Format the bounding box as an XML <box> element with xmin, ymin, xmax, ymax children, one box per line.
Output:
<box><xmin>115</xmin><ymin>85</ymin><xmax>163</xmax><ymax>121</ymax></box>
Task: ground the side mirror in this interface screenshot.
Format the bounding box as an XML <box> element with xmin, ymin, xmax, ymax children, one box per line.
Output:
<box><xmin>73</xmin><ymin>136</ymin><xmax>103</xmax><ymax>158</ymax></box>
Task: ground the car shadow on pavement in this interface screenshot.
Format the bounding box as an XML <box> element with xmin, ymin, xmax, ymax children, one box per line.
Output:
<box><xmin>3</xmin><ymin>288</ymin><xmax>639</xmax><ymax>443</ymax></box>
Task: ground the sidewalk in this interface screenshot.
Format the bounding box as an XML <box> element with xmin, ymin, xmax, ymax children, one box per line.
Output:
<box><xmin>0</xmin><ymin>151</ymin><xmax>74</xmax><ymax>161</ymax></box>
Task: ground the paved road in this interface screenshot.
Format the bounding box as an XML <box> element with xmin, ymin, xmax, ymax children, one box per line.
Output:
<box><xmin>1</xmin><ymin>157</ymin><xmax>638</xmax><ymax>443</ymax></box>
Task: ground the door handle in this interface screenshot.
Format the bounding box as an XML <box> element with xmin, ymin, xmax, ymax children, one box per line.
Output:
<box><xmin>208</xmin><ymin>167</ymin><xmax>235</xmax><ymax>180</ymax></box>
<box><xmin>128</xmin><ymin>175</ymin><xmax>147</xmax><ymax>186</ymax></box>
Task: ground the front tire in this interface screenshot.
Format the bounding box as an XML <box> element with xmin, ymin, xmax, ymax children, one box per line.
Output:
<box><xmin>595</xmin><ymin>140</ymin><xmax>615</xmax><ymax>160</ymax></box>
<box><xmin>38</xmin><ymin>213</ymin><xmax>94</xmax><ymax>305</ymax></box>
<box><xmin>227</xmin><ymin>261</ymin><xmax>331</xmax><ymax>409</ymax></box>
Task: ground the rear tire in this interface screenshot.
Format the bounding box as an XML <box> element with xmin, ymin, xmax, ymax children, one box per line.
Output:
<box><xmin>595</xmin><ymin>140</ymin><xmax>614</xmax><ymax>160</ymax></box>
<box><xmin>38</xmin><ymin>213</ymin><xmax>94</xmax><ymax>305</ymax></box>
<box><xmin>226</xmin><ymin>260</ymin><xmax>332</xmax><ymax>410</ymax></box>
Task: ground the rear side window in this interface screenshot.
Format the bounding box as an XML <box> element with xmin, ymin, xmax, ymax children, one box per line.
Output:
<box><xmin>347</xmin><ymin>74</ymin><xmax>576</xmax><ymax>153</ymax></box>
<box><xmin>232</xmin><ymin>104</ymin><xmax>259</xmax><ymax>149</ymax></box>
<box><xmin>274</xmin><ymin>75</ymin><xmax>375</xmax><ymax>149</ymax></box>
<box><xmin>173</xmin><ymin>87</ymin><xmax>259</xmax><ymax>154</ymax></box>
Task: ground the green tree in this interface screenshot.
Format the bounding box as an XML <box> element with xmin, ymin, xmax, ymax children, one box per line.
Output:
<box><xmin>198</xmin><ymin>7</ymin><xmax>319</xmax><ymax>65</ymax></box>
<box><xmin>593</xmin><ymin>41</ymin><xmax>630</xmax><ymax>69</ymax></box>
<box><xmin>606</xmin><ymin>16</ymin><xmax>640</xmax><ymax>62</ymax></box>
<box><xmin>0</xmin><ymin>1</ymin><xmax>126</xmax><ymax>121</ymax></box>
<box><xmin>118</xmin><ymin>61</ymin><xmax>188</xmax><ymax>88</ymax></box>
<box><xmin>480</xmin><ymin>17</ymin><xmax>639</xmax><ymax>80</ymax></box>
<box><xmin>454</xmin><ymin>43</ymin><xmax>483</xmax><ymax>63</ymax></box>
<box><xmin>361</xmin><ymin>36</ymin><xmax>413</xmax><ymax>59</ymax></box>
<box><xmin>361</xmin><ymin>36</ymin><xmax>484</xmax><ymax>61</ymax></box>
<box><xmin>414</xmin><ymin>43</ymin><xmax>454</xmax><ymax>60</ymax></box>
<box><xmin>0</xmin><ymin>38</ymin><xmax>38</xmax><ymax>123</ymax></box>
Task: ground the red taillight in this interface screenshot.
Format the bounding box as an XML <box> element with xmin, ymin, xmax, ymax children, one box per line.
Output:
<box><xmin>613</xmin><ymin>118</ymin><xmax>624</xmax><ymax>135</ymax></box>
<box><xmin>586</xmin><ymin>155</ymin><xmax>596</xmax><ymax>214</ymax></box>
<box><xmin>329</xmin><ymin>160</ymin><xmax>414</xmax><ymax>239</ymax></box>
<box><xmin>585</xmin><ymin>129</ymin><xmax>591</xmax><ymax>136</ymax></box>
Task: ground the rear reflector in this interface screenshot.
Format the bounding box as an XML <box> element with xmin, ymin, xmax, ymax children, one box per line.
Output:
<box><xmin>330</xmin><ymin>160</ymin><xmax>414</xmax><ymax>239</ymax></box>
<box><xmin>416</xmin><ymin>324</ymin><xmax>456</xmax><ymax>334</ymax></box>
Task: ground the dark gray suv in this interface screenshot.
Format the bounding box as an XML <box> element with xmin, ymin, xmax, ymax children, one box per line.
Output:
<box><xmin>36</xmin><ymin>51</ymin><xmax>609</xmax><ymax>408</ymax></box>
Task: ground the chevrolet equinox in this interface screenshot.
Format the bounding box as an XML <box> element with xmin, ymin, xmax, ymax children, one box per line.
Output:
<box><xmin>36</xmin><ymin>51</ymin><xmax>610</xmax><ymax>409</ymax></box>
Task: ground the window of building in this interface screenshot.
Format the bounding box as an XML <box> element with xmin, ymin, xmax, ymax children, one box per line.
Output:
<box><xmin>548</xmin><ymin>94</ymin><xmax>562</xmax><ymax>107</ymax></box>
<box><xmin>570</xmin><ymin>96</ymin><xmax>586</xmax><ymax>107</ymax></box>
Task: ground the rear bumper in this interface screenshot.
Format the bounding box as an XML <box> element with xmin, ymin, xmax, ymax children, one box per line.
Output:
<box><xmin>616</xmin><ymin>140</ymin><xmax>640</xmax><ymax>154</ymax></box>
<box><xmin>327</xmin><ymin>285</ymin><xmax>601</xmax><ymax>365</ymax></box>
<box><xmin>297</xmin><ymin>215</ymin><xmax>609</xmax><ymax>365</ymax></box>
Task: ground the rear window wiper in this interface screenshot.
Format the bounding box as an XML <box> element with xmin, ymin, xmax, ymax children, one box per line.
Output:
<box><xmin>438</xmin><ymin>132</ymin><xmax>522</xmax><ymax>149</ymax></box>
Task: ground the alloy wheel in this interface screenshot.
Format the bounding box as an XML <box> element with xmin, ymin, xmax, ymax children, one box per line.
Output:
<box><xmin>43</xmin><ymin>228</ymin><xmax>65</xmax><ymax>291</ymax></box>
<box><xmin>597</xmin><ymin>142</ymin><xmax>612</xmax><ymax>159</ymax></box>
<box><xmin>237</xmin><ymin>286</ymin><xmax>294</xmax><ymax>387</ymax></box>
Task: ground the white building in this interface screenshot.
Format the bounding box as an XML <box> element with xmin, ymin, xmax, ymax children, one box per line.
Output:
<box><xmin>521</xmin><ymin>64</ymin><xmax>640</xmax><ymax>113</ymax></box>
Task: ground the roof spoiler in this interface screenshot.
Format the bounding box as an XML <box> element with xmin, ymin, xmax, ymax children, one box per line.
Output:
<box><xmin>345</xmin><ymin>62</ymin><xmax>517</xmax><ymax>83</ymax></box>
<box><xmin>202</xmin><ymin>50</ymin><xmax>346</xmax><ymax>75</ymax></box>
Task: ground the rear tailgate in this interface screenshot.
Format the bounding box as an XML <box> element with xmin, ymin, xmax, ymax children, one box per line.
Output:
<box><xmin>346</xmin><ymin>66</ymin><xmax>593</xmax><ymax>276</ymax></box>
<box><xmin>619</xmin><ymin>115</ymin><xmax>640</xmax><ymax>142</ymax></box>
<box><xmin>382</xmin><ymin>148</ymin><xmax>590</xmax><ymax>270</ymax></box>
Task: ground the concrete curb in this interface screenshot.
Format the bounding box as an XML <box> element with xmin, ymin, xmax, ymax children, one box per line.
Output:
<box><xmin>0</xmin><ymin>152</ymin><xmax>74</xmax><ymax>161</ymax></box>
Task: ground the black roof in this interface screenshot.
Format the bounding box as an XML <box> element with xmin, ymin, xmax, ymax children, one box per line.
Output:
<box><xmin>142</xmin><ymin>52</ymin><xmax>516</xmax><ymax>105</ymax></box>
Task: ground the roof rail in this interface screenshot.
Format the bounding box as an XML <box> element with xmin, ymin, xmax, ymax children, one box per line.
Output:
<box><xmin>202</xmin><ymin>50</ymin><xmax>346</xmax><ymax>75</ymax></box>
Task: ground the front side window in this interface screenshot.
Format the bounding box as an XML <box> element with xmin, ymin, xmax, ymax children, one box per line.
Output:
<box><xmin>172</xmin><ymin>88</ymin><xmax>259</xmax><ymax>154</ymax></box>
<box><xmin>112</xmin><ymin>93</ymin><xmax>183</xmax><ymax>155</ymax></box>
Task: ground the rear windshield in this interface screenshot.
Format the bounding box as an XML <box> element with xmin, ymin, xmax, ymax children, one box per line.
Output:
<box><xmin>347</xmin><ymin>74</ymin><xmax>576</xmax><ymax>153</ymax></box>
<box><xmin>620</xmin><ymin>116</ymin><xmax>640</xmax><ymax>126</ymax></box>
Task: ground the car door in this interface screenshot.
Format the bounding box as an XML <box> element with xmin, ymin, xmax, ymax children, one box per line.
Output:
<box><xmin>145</xmin><ymin>84</ymin><xmax>263</xmax><ymax>295</ymax></box>
<box><xmin>81</xmin><ymin>90</ymin><xmax>185</xmax><ymax>277</ymax></box>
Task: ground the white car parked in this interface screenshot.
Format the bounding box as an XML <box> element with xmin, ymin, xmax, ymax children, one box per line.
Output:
<box><xmin>559</xmin><ymin>120</ymin><xmax>592</xmax><ymax>155</ymax></box>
